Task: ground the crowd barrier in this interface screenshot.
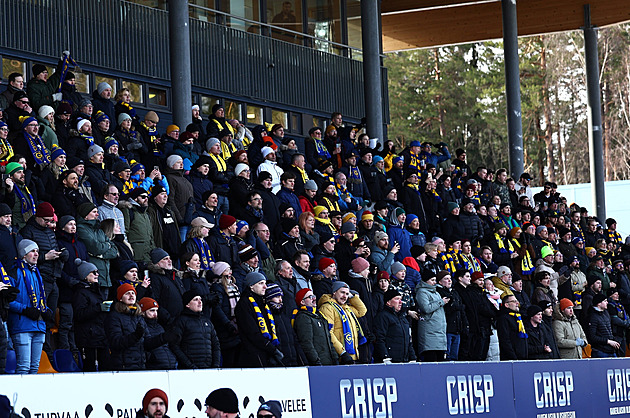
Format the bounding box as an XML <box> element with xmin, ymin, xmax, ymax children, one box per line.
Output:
<box><xmin>2</xmin><ymin>358</ymin><xmax>630</xmax><ymax>417</ymax></box>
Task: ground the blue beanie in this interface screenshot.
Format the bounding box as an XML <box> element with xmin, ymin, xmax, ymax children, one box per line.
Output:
<box><xmin>373</xmin><ymin>155</ymin><xmax>384</xmax><ymax>163</ymax></box>
<box><xmin>104</xmin><ymin>137</ymin><xmax>119</xmax><ymax>151</ymax></box>
<box><xmin>406</xmin><ymin>214</ymin><xmax>418</xmax><ymax>226</ymax></box>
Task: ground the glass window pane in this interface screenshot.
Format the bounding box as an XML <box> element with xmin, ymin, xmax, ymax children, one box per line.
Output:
<box><xmin>220</xmin><ymin>0</ymin><xmax>261</xmax><ymax>34</ymax></box>
<box><xmin>225</xmin><ymin>100</ymin><xmax>242</xmax><ymax>120</ymax></box>
<box><xmin>291</xmin><ymin>113</ymin><xmax>300</xmax><ymax>133</ymax></box>
<box><xmin>121</xmin><ymin>80</ymin><xmax>144</xmax><ymax>104</ymax></box>
<box><xmin>94</xmin><ymin>75</ymin><xmax>116</xmax><ymax>96</ymax></box>
<box><xmin>73</xmin><ymin>72</ymin><xmax>90</xmax><ymax>94</ymax></box>
<box><xmin>271</xmin><ymin>109</ymin><xmax>288</xmax><ymax>128</ymax></box>
<box><xmin>268</xmin><ymin>1</ymin><xmax>303</xmax><ymax>44</ymax></box>
<box><xmin>246</xmin><ymin>105</ymin><xmax>263</xmax><ymax>125</ymax></box>
<box><xmin>148</xmin><ymin>87</ymin><xmax>167</xmax><ymax>107</ymax></box>
<box><xmin>346</xmin><ymin>0</ymin><xmax>362</xmax><ymax>57</ymax></box>
<box><xmin>189</xmin><ymin>0</ymin><xmax>216</xmax><ymax>22</ymax></box>
<box><xmin>201</xmin><ymin>95</ymin><xmax>219</xmax><ymax>115</ymax></box>
<box><xmin>306</xmin><ymin>0</ymin><xmax>342</xmax><ymax>54</ymax></box>
<box><xmin>312</xmin><ymin>116</ymin><xmax>324</xmax><ymax>129</ymax></box>
<box><xmin>2</xmin><ymin>57</ymin><xmax>26</xmax><ymax>81</ymax></box>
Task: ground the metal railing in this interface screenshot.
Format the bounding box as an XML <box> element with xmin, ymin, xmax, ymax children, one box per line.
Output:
<box><xmin>0</xmin><ymin>0</ymin><xmax>389</xmax><ymax>121</ymax></box>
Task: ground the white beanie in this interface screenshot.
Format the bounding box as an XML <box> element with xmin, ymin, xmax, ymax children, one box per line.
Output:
<box><xmin>167</xmin><ymin>154</ymin><xmax>183</xmax><ymax>168</ymax></box>
<box><xmin>234</xmin><ymin>163</ymin><xmax>250</xmax><ymax>176</ymax></box>
<box><xmin>261</xmin><ymin>147</ymin><xmax>274</xmax><ymax>158</ymax></box>
<box><xmin>77</xmin><ymin>118</ymin><xmax>90</xmax><ymax>132</ymax></box>
<box><xmin>38</xmin><ymin>105</ymin><xmax>54</xmax><ymax>119</ymax></box>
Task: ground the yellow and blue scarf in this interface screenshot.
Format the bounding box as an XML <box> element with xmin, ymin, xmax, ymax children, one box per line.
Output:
<box><xmin>193</xmin><ymin>238</ymin><xmax>214</xmax><ymax>270</ymax></box>
<box><xmin>19</xmin><ymin>260</ymin><xmax>47</xmax><ymax>312</ymax></box>
<box><xmin>23</xmin><ymin>132</ymin><xmax>51</xmax><ymax>166</ymax></box>
<box><xmin>328</xmin><ymin>300</ymin><xmax>366</xmax><ymax>355</ymax></box>
<box><xmin>249</xmin><ymin>296</ymin><xmax>279</xmax><ymax>346</ymax></box>
<box><xmin>509</xmin><ymin>312</ymin><xmax>528</xmax><ymax>338</ymax></box>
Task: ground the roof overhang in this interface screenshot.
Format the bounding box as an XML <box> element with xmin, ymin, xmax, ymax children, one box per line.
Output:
<box><xmin>381</xmin><ymin>0</ymin><xmax>630</xmax><ymax>51</ymax></box>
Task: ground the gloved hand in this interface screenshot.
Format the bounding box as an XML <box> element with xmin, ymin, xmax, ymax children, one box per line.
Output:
<box><xmin>383</xmin><ymin>358</ymin><xmax>392</xmax><ymax>365</ymax></box>
<box><xmin>22</xmin><ymin>307</ymin><xmax>41</xmax><ymax>320</ymax></box>
<box><xmin>576</xmin><ymin>338</ymin><xmax>584</xmax><ymax>347</ymax></box>
<box><xmin>339</xmin><ymin>352</ymin><xmax>355</xmax><ymax>365</ymax></box>
<box><xmin>206</xmin><ymin>292</ymin><xmax>221</xmax><ymax>307</ymax></box>
<box><xmin>52</xmin><ymin>92</ymin><xmax>63</xmax><ymax>102</ymax></box>
<box><xmin>558</xmin><ymin>265</ymin><xmax>570</xmax><ymax>277</ymax></box>
<box><xmin>62</xmin><ymin>50</ymin><xmax>71</xmax><ymax>58</ymax></box>
<box><xmin>134</xmin><ymin>322</ymin><xmax>146</xmax><ymax>338</ymax></box>
<box><xmin>272</xmin><ymin>349</ymin><xmax>284</xmax><ymax>363</ymax></box>
<box><xmin>127</xmin><ymin>141</ymin><xmax>143</xmax><ymax>151</ymax></box>
<box><xmin>41</xmin><ymin>309</ymin><xmax>55</xmax><ymax>322</ymax></box>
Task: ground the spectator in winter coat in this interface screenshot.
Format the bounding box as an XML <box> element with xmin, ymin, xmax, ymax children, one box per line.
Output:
<box><xmin>436</xmin><ymin>271</ymin><xmax>468</xmax><ymax>361</ymax></box>
<box><xmin>98</xmin><ymin>184</ymin><xmax>126</xmax><ymax>237</ymax></box>
<box><xmin>234</xmin><ymin>272</ymin><xmax>285</xmax><ymax>368</ymax></box>
<box><xmin>496</xmin><ymin>294</ymin><xmax>528</xmax><ymax>360</ymax></box>
<box><xmin>264</xmin><ymin>283</ymin><xmax>305</xmax><ymax>366</ymax></box>
<box><xmin>171</xmin><ymin>290</ymin><xmax>221</xmax><ymax>368</ymax></box>
<box><xmin>416</xmin><ymin>271</ymin><xmax>448</xmax><ymax>361</ymax></box>
<box><xmin>552</xmin><ymin>298</ymin><xmax>587</xmax><ymax>359</ymax></box>
<box><xmin>138</xmin><ymin>297</ymin><xmax>177</xmax><ymax>370</ymax></box>
<box><xmin>104</xmin><ymin>283</ymin><xmax>146</xmax><ymax>370</ymax></box>
<box><xmin>292</xmin><ymin>288</ymin><xmax>338</xmax><ymax>366</ymax></box>
<box><xmin>120</xmin><ymin>187</ymin><xmax>156</xmax><ymax>264</ymax></box>
<box><xmin>369</xmin><ymin>231</ymin><xmax>399</xmax><ymax>275</ymax></box>
<box><xmin>524</xmin><ymin>305</ymin><xmax>552</xmax><ymax>359</ymax></box>
<box><xmin>373</xmin><ymin>289</ymin><xmax>416</xmax><ymax>363</ymax></box>
<box><xmin>537</xmin><ymin>300</ymin><xmax>560</xmax><ymax>359</ymax></box>
<box><xmin>587</xmin><ymin>293</ymin><xmax>620</xmax><ymax>358</ymax></box>
<box><xmin>72</xmin><ymin>259</ymin><xmax>109</xmax><ymax>371</ymax></box>
<box><xmin>148</xmin><ymin>248</ymin><xmax>185</xmax><ymax>326</ymax></box>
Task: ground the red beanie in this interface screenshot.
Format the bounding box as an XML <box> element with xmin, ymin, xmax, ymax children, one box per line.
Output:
<box><xmin>143</xmin><ymin>388</ymin><xmax>168</xmax><ymax>413</ymax></box>
<box><xmin>471</xmin><ymin>271</ymin><xmax>484</xmax><ymax>281</ymax></box>
<box><xmin>318</xmin><ymin>257</ymin><xmax>335</xmax><ymax>271</ymax></box>
<box><xmin>36</xmin><ymin>202</ymin><xmax>55</xmax><ymax>218</ymax></box>
<box><xmin>377</xmin><ymin>271</ymin><xmax>390</xmax><ymax>281</ymax></box>
<box><xmin>219</xmin><ymin>214</ymin><xmax>237</xmax><ymax>230</ymax></box>
<box><xmin>117</xmin><ymin>283</ymin><xmax>137</xmax><ymax>301</ymax></box>
<box><xmin>295</xmin><ymin>288</ymin><xmax>311</xmax><ymax>307</ymax></box>
<box><xmin>138</xmin><ymin>297</ymin><xmax>159</xmax><ymax>312</ymax></box>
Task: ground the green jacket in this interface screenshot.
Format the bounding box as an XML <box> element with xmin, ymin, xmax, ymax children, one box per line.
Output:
<box><xmin>293</xmin><ymin>308</ymin><xmax>338</xmax><ymax>366</ymax></box>
<box><xmin>120</xmin><ymin>200</ymin><xmax>155</xmax><ymax>264</ymax></box>
<box><xmin>76</xmin><ymin>218</ymin><xmax>119</xmax><ymax>288</ymax></box>
<box><xmin>26</xmin><ymin>60</ymin><xmax>63</xmax><ymax>111</ymax></box>
<box><xmin>37</xmin><ymin>115</ymin><xmax>59</xmax><ymax>151</ymax></box>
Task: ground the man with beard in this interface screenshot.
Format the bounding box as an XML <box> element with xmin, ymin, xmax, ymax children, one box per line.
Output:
<box><xmin>147</xmin><ymin>185</ymin><xmax>180</xmax><ymax>259</ymax></box>
<box><xmin>204</xmin><ymin>388</ymin><xmax>239</xmax><ymax>418</ymax></box>
<box><xmin>4</xmin><ymin>162</ymin><xmax>36</xmax><ymax>229</ymax></box>
<box><xmin>50</xmin><ymin>170</ymin><xmax>88</xmax><ymax>217</ymax></box>
<box><xmin>498</xmin><ymin>203</ymin><xmax>519</xmax><ymax>230</ymax></box>
<box><xmin>478</xmin><ymin>246</ymin><xmax>498</xmax><ymax>275</ymax></box>
<box><xmin>15</xmin><ymin>116</ymin><xmax>51</xmax><ymax>173</ymax></box>
<box><xmin>148</xmin><ymin>248</ymin><xmax>185</xmax><ymax>325</ymax></box>
<box><xmin>120</xmin><ymin>188</ymin><xmax>155</xmax><ymax>264</ymax></box>
<box><xmin>369</xmin><ymin>231</ymin><xmax>399</xmax><ymax>275</ymax></box>
<box><xmin>138</xmin><ymin>389</ymin><xmax>170</xmax><ymax>418</ymax></box>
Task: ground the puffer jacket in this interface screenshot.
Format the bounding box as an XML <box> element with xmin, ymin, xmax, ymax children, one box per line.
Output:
<box><xmin>436</xmin><ymin>285</ymin><xmax>468</xmax><ymax>335</ymax></box>
<box><xmin>171</xmin><ymin>307</ymin><xmax>221</xmax><ymax>368</ymax></box>
<box><xmin>20</xmin><ymin>216</ymin><xmax>68</xmax><ymax>282</ymax></box>
<box><xmin>293</xmin><ymin>307</ymin><xmax>338</xmax><ymax>365</ymax></box>
<box><xmin>165</xmin><ymin>166</ymin><xmax>194</xmax><ymax>224</ymax></box>
<box><xmin>57</xmin><ymin>230</ymin><xmax>88</xmax><ymax>303</ymax></box>
<box><xmin>587</xmin><ymin>307</ymin><xmax>617</xmax><ymax>354</ymax></box>
<box><xmin>143</xmin><ymin>317</ymin><xmax>177</xmax><ymax>370</ymax></box>
<box><xmin>552</xmin><ymin>310</ymin><xmax>587</xmax><ymax>359</ymax></box>
<box><xmin>318</xmin><ymin>293</ymin><xmax>367</xmax><ymax>360</ymax></box>
<box><xmin>72</xmin><ymin>281</ymin><xmax>107</xmax><ymax>348</ymax></box>
<box><xmin>76</xmin><ymin>218</ymin><xmax>119</xmax><ymax>289</ymax></box>
<box><xmin>7</xmin><ymin>263</ymin><xmax>48</xmax><ymax>335</ymax></box>
<box><xmin>120</xmin><ymin>199</ymin><xmax>155</xmax><ymax>264</ymax></box>
<box><xmin>104</xmin><ymin>301</ymin><xmax>146</xmax><ymax>370</ymax></box>
<box><xmin>186</xmin><ymin>170</ymin><xmax>213</xmax><ymax>210</ymax></box>
<box><xmin>416</xmin><ymin>280</ymin><xmax>447</xmax><ymax>352</ymax></box>
<box><xmin>270</xmin><ymin>303</ymin><xmax>305</xmax><ymax>366</ymax></box>
<box><xmin>460</xmin><ymin>210</ymin><xmax>485</xmax><ymax>244</ymax></box>
<box><xmin>373</xmin><ymin>305</ymin><xmax>416</xmax><ymax>363</ymax></box>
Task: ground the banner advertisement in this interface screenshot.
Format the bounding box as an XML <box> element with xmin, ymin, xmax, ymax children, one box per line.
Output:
<box><xmin>308</xmin><ymin>363</ymin><xmax>422</xmax><ymax>418</ymax></box>
<box><xmin>512</xmin><ymin>360</ymin><xmax>591</xmax><ymax>418</ymax></box>
<box><xmin>1</xmin><ymin>368</ymin><xmax>311</xmax><ymax>418</ymax></box>
<box><xmin>418</xmin><ymin>361</ymin><xmax>516</xmax><ymax>417</ymax></box>
<box><xmin>590</xmin><ymin>357</ymin><xmax>630</xmax><ymax>417</ymax></box>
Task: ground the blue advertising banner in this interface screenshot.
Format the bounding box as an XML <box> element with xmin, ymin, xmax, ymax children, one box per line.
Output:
<box><xmin>418</xmin><ymin>361</ymin><xmax>516</xmax><ymax>417</ymax></box>
<box><xmin>512</xmin><ymin>360</ymin><xmax>592</xmax><ymax>418</ymax></box>
<box><xmin>308</xmin><ymin>363</ymin><xmax>422</xmax><ymax>418</ymax></box>
<box><xmin>590</xmin><ymin>357</ymin><xmax>630</xmax><ymax>417</ymax></box>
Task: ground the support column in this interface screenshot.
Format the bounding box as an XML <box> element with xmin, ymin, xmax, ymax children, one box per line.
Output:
<box><xmin>168</xmin><ymin>0</ymin><xmax>192</xmax><ymax>129</ymax></box>
<box><xmin>583</xmin><ymin>5</ymin><xmax>606</xmax><ymax>222</ymax></box>
<box><xmin>501</xmin><ymin>0</ymin><xmax>524</xmax><ymax>178</ymax></box>
<box><xmin>361</xmin><ymin>0</ymin><xmax>384</xmax><ymax>144</ymax></box>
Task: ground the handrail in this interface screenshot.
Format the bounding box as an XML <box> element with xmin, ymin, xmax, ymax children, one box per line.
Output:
<box><xmin>187</xmin><ymin>2</ymin><xmax>364</xmax><ymax>54</ymax></box>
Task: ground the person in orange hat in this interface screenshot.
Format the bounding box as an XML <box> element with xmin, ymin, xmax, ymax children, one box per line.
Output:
<box><xmin>552</xmin><ymin>298</ymin><xmax>587</xmax><ymax>359</ymax></box>
<box><xmin>139</xmin><ymin>297</ymin><xmax>177</xmax><ymax>370</ymax></box>
<box><xmin>139</xmin><ymin>388</ymin><xmax>169</xmax><ymax>418</ymax></box>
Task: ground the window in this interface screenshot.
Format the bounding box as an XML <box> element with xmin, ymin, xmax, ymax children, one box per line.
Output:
<box><xmin>291</xmin><ymin>113</ymin><xmax>301</xmax><ymax>133</ymax></box>
<box><xmin>312</xmin><ymin>116</ymin><xmax>324</xmax><ymax>129</ymax></box>
<box><xmin>94</xmin><ymin>75</ymin><xmax>116</xmax><ymax>95</ymax></box>
<box><xmin>220</xmin><ymin>0</ymin><xmax>261</xmax><ymax>34</ymax></box>
<box><xmin>121</xmin><ymin>80</ymin><xmax>144</xmax><ymax>104</ymax></box>
<box><xmin>148</xmin><ymin>86</ymin><xmax>168</xmax><ymax>107</ymax></box>
<box><xmin>2</xmin><ymin>57</ymin><xmax>26</xmax><ymax>80</ymax></box>
<box><xmin>346</xmin><ymin>0</ymin><xmax>362</xmax><ymax>60</ymax></box>
<box><xmin>246</xmin><ymin>105</ymin><xmax>264</xmax><ymax>125</ymax></box>
<box><xmin>306</xmin><ymin>0</ymin><xmax>343</xmax><ymax>54</ymax></box>
<box><xmin>225</xmin><ymin>100</ymin><xmax>242</xmax><ymax>120</ymax></box>
<box><xmin>268</xmin><ymin>0</ymin><xmax>303</xmax><ymax>44</ymax></box>
<box><xmin>189</xmin><ymin>0</ymin><xmax>217</xmax><ymax>22</ymax></box>
<box><xmin>201</xmin><ymin>95</ymin><xmax>219</xmax><ymax>115</ymax></box>
<box><xmin>74</xmin><ymin>72</ymin><xmax>90</xmax><ymax>94</ymax></box>
<box><xmin>271</xmin><ymin>109</ymin><xmax>288</xmax><ymax>128</ymax></box>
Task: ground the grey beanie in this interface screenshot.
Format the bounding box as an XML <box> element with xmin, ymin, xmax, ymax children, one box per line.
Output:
<box><xmin>18</xmin><ymin>239</ymin><xmax>38</xmax><ymax>258</ymax></box>
<box><xmin>206</xmin><ymin>137</ymin><xmax>220</xmax><ymax>151</ymax></box>
<box><xmin>166</xmin><ymin>154</ymin><xmax>183</xmax><ymax>168</ymax></box>
<box><xmin>117</xmin><ymin>112</ymin><xmax>131</xmax><ymax>126</ymax></box>
<box><xmin>150</xmin><ymin>248</ymin><xmax>170</xmax><ymax>264</ymax></box>
<box><xmin>332</xmin><ymin>281</ymin><xmax>349</xmax><ymax>294</ymax></box>
<box><xmin>304</xmin><ymin>179</ymin><xmax>318</xmax><ymax>191</ymax></box>
<box><xmin>391</xmin><ymin>262</ymin><xmax>406</xmax><ymax>276</ymax></box>
<box><xmin>341</xmin><ymin>221</ymin><xmax>356</xmax><ymax>234</ymax></box>
<box><xmin>97</xmin><ymin>81</ymin><xmax>112</xmax><ymax>95</ymax></box>
<box><xmin>373</xmin><ymin>230</ymin><xmax>388</xmax><ymax>244</ymax></box>
<box><xmin>245</xmin><ymin>271</ymin><xmax>266</xmax><ymax>288</ymax></box>
<box><xmin>87</xmin><ymin>144</ymin><xmax>104</xmax><ymax>159</ymax></box>
<box><xmin>74</xmin><ymin>258</ymin><xmax>98</xmax><ymax>280</ymax></box>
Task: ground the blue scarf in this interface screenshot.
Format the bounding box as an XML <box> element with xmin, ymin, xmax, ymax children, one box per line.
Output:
<box><xmin>509</xmin><ymin>312</ymin><xmax>528</xmax><ymax>338</ymax></box>
<box><xmin>193</xmin><ymin>238</ymin><xmax>213</xmax><ymax>270</ymax></box>
<box><xmin>23</xmin><ymin>132</ymin><xmax>51</xmax><ymax>166</ymax></box>
<box><xmin>14</xmin><ymin>184</ymin><xmax>36</xmax><ymax>216</ymax></box>
<box><xmin>0</xmin><ymin>263</ymin><xmax>10</xmax><ymax>285</ymax></box>
<box><xmin>80</xmin><ymin>133</ymin><xmax>95</xmax><ymax>147</ymax></box>
<box><xmin>249</xmin><ymin>296</ymin><xmax>279</xmax><ymax>346</ymax></box>
<box><xmin>328</xmin><ymin>300</ymin><xmax>366</xmax><ymax>355</ymax></box>
<box><xmin>313</xmin><ymin>138</ymin><xmax>330</xmax><ymax>160</ymax></box>
<box><xmin>19</xmin><ymin>260</ymin><xmax>47</xmax><ymax>312</ymax></box>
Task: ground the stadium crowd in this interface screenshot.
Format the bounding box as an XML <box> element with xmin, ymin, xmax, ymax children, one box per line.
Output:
<box><xmin>0</xmin><ymin>52</ymin><xmax>629</xmax><ymax>374</ymax></box>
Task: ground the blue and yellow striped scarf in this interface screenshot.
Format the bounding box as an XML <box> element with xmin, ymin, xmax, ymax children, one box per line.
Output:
<box><xmin>249</xmin><ymin>296</ymin><xmax>279</xmax><ymax>346</ymax></box>
<box><xmin>509</xmin><ymin>312</ymin><xmax>528</xmax><ymax>338</ymax></box>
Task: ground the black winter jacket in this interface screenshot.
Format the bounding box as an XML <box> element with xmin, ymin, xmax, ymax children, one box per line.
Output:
<box><xmin>587</xmin><ymin>307</ymin><xmax>617</xmax><ymax>353</ymax></box>
<box><xmin>20</xmin><ymin>217</ymin><xmax>68</xmax><ymax>282</ymax></box>
<box><xmin>149</xmin><ymin>265</ymin><xmax>186</xmax><ymax>325</ymax></box>
<box><xmin>496</xmin><ymin>306</ymin><xmax>528</xmax><ymax>360</ymax></box>
<box><xmin>373</xmin><ymin>306</ymin><xmax>416</xmax><ymax>363</ymax></box>
<box><xmin>72</xmin><ymin>282</ymin><xmax>107</xmax><ymax>349</ymax></box>
<box><xmin>234</xmin><ymin>287</ymin><xmax>278</xmax><ymax>367</ymax></box>
<box><xmin>143</xmin><ymin>317</ymin><xmax>177</xmax><ymax>370</ymax></box>
<box><xmin>171</xmin><ymin>308</ymin><xmax>221</xmax><ymax>368</ymax></box>
<box><xmin>436</xmin><ymin>285</ymin><xmax>468</xmax><ymax>334</ymax></box>
<box><xmin>104</xmin><ymin>302</ymin><xmax>146</xmax><ymax>370</ymax></box>
<box><xmin>293</xmin><ymin>308</ymin><xmax>338</xmax><ymax>365</ymax></box>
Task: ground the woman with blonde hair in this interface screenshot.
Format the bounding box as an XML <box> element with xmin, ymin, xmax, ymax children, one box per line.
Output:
<box><xmin>114</xmin><ymin>87</ymin><xmax>138</xmax><ymax>122</ymax></box>
<box><xmin>210</xmin><ymin>261</ymin><xmax>241</xmax><ymax>367</ymax></box>
<box><xmin>298</xmin><ymin>211</ymin><xmax>320</xmax><ymax>252</ymax></box>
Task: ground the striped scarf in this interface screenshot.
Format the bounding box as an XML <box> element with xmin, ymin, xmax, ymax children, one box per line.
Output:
<box><xmin>23</xmin><ymin>131</ymin><xmax>51</xmax><ymax>166</ymax></box>
<box><xmin>313</xmin><ymin>138</ymin><xmax>330</xmax><ymax>160</ymax></box>
<box><xmin>209</xmin><ymin>153</ymin><xmax>227</xmax><ymax>172</ymax></box>
<box><xmin>0</xmin><ymin>264</ymin><xmax>10</xmax><ymax>285</ymax></box>
<box><xmin>494</xmin><ymin>233</ymin><xmax>514</xmax><ymax>254</ymax></box>
<box><xmin>439</xmin><ymin>252</ymin><xmax>455</xmax><ymax>273</ymax></box>
<box><xmin>193</xmin><ymin>238</ymin><xmax>213</xmax><ymax>269</ymax></box>
<box><xmin>348</xmin><ymin>166</ymin><xmax>361</xmax><ymax>182</ymax></box>
<box><xmin>328</xmin><ymin>300</ymin><xmax>366</xmax><ymax>355</ymax></box>
<box><xmin>19</xmin><ymin>260</ymin><xmax>47</xmax><ymax>312</ymax></box>
<box><xmin>249</xmin><ymin>296</ymin><xmax>279</xmax><ymax>346</ymax></box>
<box><xmin>571</xmin><ymin>223</ymin><xmax>585</xmax><ymax>242</ymax></box>
<box><xmin>607</xmin><ymin>230</ymin><xmax>622</xmax><ymax>245</ymax></box>
<box><xmin>140</xmin><ymin>121</ymin><xmax>160</xmax><ymax>154</ymax></box>
<box><xmin>509</xmin><ymin>312</ymin><xmax>528</xmax><ymax>338</ymax></box>
<box><xmin>14</xmin><ymin>184</ymin><xmax>36</xmax><ymax>217</ymax></box>
<box><xmin>220</xmin><ymin>141</ymin><xmax>237</xmax><ymax>160</ymax></box>
<box><xmin>459</xmin><ymin>253</ymin><xmax>482</xmax><ymax>274</ymax></box>
<box><xmin>291</xmin><ymin>305</ymin><xmax>322</xmax><ymax>327</ymax></box>
<box><xmin>511</xmin><ymin>238</ymin><xmax>535</xmax><ymax>275</ymax></box>
<box><xmin>0</xmin><ymin>137</ymin><xmax>14</xmax><ymax>161</ymax></box>
<box><xmin>80</xmin><ymin>133</ymin><xmax>95</xmax><ymax>148</ymax></box>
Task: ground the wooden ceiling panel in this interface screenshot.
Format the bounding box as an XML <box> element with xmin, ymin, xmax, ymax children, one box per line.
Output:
<box><xmin>382</xmin><ymin>0</ymin><xmax>630</xmax><ymax>51</ymax></box>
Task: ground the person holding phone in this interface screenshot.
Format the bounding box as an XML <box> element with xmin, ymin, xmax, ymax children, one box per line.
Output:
<box><xmin>416</xmin><ymin>269</ymin><xmax>449</xmax><ymax>362</ymax></box>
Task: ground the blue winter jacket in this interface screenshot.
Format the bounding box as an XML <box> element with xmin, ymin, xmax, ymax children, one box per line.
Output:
<box><xmin>8</xmin><ymin>264</ymin><xmax>48</xmax><ymax>335</ymax></box>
